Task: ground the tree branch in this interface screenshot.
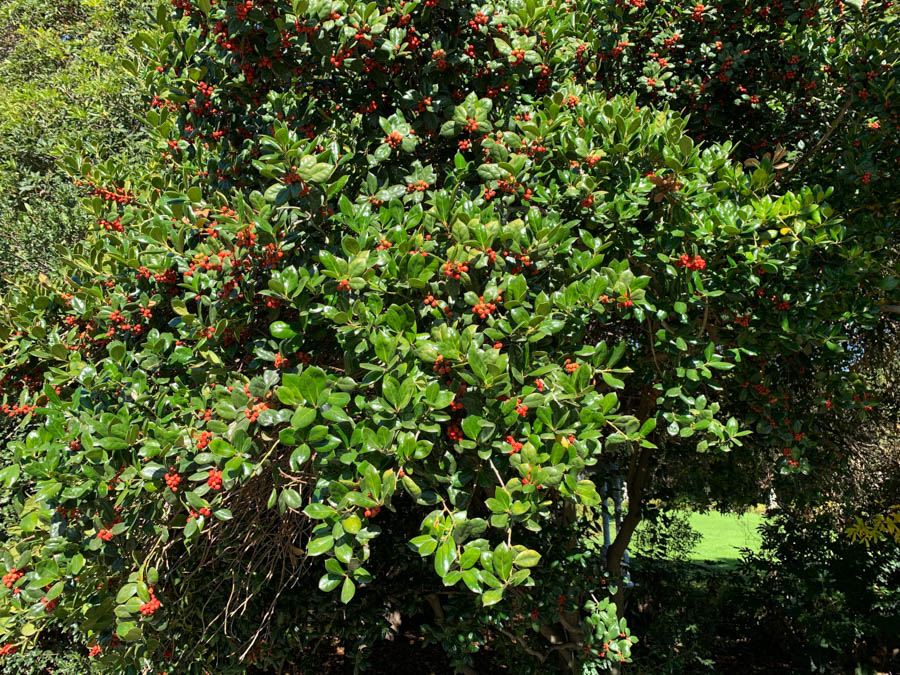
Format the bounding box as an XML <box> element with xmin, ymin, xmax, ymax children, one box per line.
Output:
<box><xmin>786</xmin><ymin>96</ymin><xmax>852</xmax><ymax>177</ymax></box>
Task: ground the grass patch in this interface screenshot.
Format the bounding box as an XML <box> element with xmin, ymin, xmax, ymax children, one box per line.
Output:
<box><xmin>631</xmin><ymin>508</ymin><xmax>766</xmax><ymax>569</ymax></box>
<box><xmin>687</xmin><ymin>510</ymin><xmax>764</xmax><ymax>563</ymax></box>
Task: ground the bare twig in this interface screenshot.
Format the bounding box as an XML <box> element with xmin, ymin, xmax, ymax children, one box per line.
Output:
<box><xmin>786</xmin><ymin>96</ymin><xmax>853</xmax><ymax>177</ymax></box>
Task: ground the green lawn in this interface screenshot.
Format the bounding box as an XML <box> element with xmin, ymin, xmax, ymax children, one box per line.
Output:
<box><xmin>687</xmin><ymin>510</ymin><xmax>765</xmax><ymax>562</ymax></box>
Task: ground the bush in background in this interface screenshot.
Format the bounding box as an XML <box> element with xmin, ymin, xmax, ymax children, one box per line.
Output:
<box><xmin>0</xmin><ymin>0</ymin><xmax>148</xmax><ymax>282</ymax></box>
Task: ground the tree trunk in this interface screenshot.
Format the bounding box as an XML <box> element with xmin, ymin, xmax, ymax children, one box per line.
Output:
<box><xmin>605</xmin><ymin>443</ymin><xmax>653</xmax><ymax>619</ymax></box>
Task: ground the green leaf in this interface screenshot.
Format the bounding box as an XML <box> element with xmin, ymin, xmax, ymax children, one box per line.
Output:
<box><xmin>298</xmin><ymin>367</ymin><xmax>327</xmax><ymax>405</ymax></box>
<box><xmin>319</xmin><ymin>573</ymin><xmax>341</xmax><ymax>592</ymax></box>
<box><xmin>140</xmin><ymin>462</ymin><xmax>165</xmax><ymax>480</ymax></box>
<box><xmin>307</xmin><ymin>535</ymin><xmax>335</xmax><ymax>556</ymax></box>
<box><xmin>99</xmin><ymin>436</ymin><xmax>129</xmax><ymax>450</ymax></box>
<box><xmin>281</xmin><ymin>488</ymin><xmax>303</xmax><ymax>509</ymax></box>
<box><xmin>304</xmin><ymin>502</ymin><xmax>336</xmax><ymax>519</ymax></box>
<box><xmin>343</xmin><ymin>514</ymin><xmax>362</xmax><ymax>535</ymax></box>
<box><xmin>116</xmin><ymin>583</ymin><xmax>137</xmax><ymax>604</ymax></box>
<box><xmin>482</xmin><ymin>588</ymin><xmax>504</xmax><ymax>606</ymax></box>
<box><xmin>0</xmin><ymin>465</ymin><xmax>19</xmax><ymax>489</ymax></box>
<box><xmin>468</xmin><ymin>345</ymin><xmax>487</xmax><ymax>382</ymax></box>
<box><xmin>434</xmin><ymin>539</ymin><xmax>457</xmax><ymax>578</ymax></box>
<box><xmin>289</xmin><ymin>406</ymin><xmax>316</xmax><ymax>430</ymax></box>
<box><xmin>493</xmin><ymin>543</ymin><xmax>513</xmax><ymax>581</ymax></box>
<box><xmin>514</xmin><ymin>549</ymin><xmax>541</xmax><ymax>568</ymax></box>
<box><xmin>289</xmin><ymin>445</ymin><xmax>311</xmax><ymax>470</ymax></box>
<box><xmin>602</xmin><ymin>372</ymin><xmax>625</xmax><ymax>389</ymax></box>
<box><xmin>383</xmin><ymin>376</ymin><xmax>400</xmax><ymax>408</ymax></box>
<box><xmin>401</xmin><ymin>475</ymin><xmax>422</xmax><ymax>499</ymax></box>
<box><xmin>340</xmin><ymin>576</ymin><xmax>356</xmax><ymax>603</ymax></box>
<box><xmin>301</xmin><ymin>163</ymin><xmax>335</xmax><ymax>183</ymax></box>
<box><xmin>270</xmin><ymin>321</ymin><xmax>297</xmax><ymax>339</ymax></box>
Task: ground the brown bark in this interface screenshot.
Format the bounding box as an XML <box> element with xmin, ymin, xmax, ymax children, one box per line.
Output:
<box><xmin>605</xmin><ymin>443</ymin><xmax>653</xmax><ymax>620</ymax></box>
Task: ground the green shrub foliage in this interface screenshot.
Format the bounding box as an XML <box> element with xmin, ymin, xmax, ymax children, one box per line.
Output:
<box><xmin>0</xmin><ymin>0</ymin><xmax>148</xmax><ymax>283</ymax></box>
<box><xmin>0</xmin><ymin>0</ymin><xmax>896</xmax><ymax>672</ymax></box>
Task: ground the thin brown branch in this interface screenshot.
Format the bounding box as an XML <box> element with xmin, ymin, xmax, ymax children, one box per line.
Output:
<box><xmin>786</xmin><ymin>96</ymin><xmax>853</xmax><ymax>177</ymax></box>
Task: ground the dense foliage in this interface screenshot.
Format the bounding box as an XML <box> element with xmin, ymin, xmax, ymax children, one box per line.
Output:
<box><xmin>0</xmin><ymin>0</ymin><xmax>148</xmax><ymax>283</ymax></box>
<box><xmin>0</xmin><ymin>0</ymin><xmax>897</xmax><ymax>672</ymax></box>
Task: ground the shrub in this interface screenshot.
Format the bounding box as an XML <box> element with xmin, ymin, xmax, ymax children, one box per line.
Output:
<box><xmin>741</xmin><ymin>509</ymin><xmax>900</xmax><ymax>673</ymax></box>
<box><xmin>0</xmin><ymin>0</ymin><xmax>896</xmax><ymax>672</ymax></box>
<box><xmin>0</xmin><ymin>0</ymin><xmax>149</xmax><ymax>283</ymax></box>
<box><xmin>632</xmin><ymin>509</ymin><xmax>702</xmax><ymax>563</ymax></box>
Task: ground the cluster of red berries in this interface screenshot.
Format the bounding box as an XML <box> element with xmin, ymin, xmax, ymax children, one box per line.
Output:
<box><xmin>188</xmin><ymin>507</ymin><xmax>212</xmax><ymax>520</ymax></box>
<box><xmin>104</xmin><ymin>308</ymin><xmax>146</xmax><ymax>337</ymax></box>
<box><xmin>86</xmin><ymin>183</ymin><xmax>135</xmax><ymax>205</ymax></box>
<box><xmin>563</xmin><ymin>359</ymin><xmax>579</xmax><ymax>374</ymax></box>
<box><xmin>1</xmin><ymin>402</ymin><xmax>35</xmax><ymax>418</ymax></box>
<box><xmin>164</xmin><ymin>468</ymin><xmax>181</xmax><ymax>492</ymax></box>
<box><xmin>406</xmin><ymin>179</ymin><xmax>429</xmax><ymax>193</ymax></box>
<box><xmin>234</xmin><ymin>0</ymin><xmax>253</xmax><ymax>20</ymax></box>
<box><xmin>207</xmin><ymin>469</ymin><xmax>223</xmax><ymax>490</ymax></box>
<box><xmin>675</xmin><ymin>254</ymin><xmax>706</xmax><ymax>270</ymax></box>
<box><xmin>447</xmin><ymin>422</ymin><xmax>463</xmax><ymax>441</ymax></box>
<box><xmin>782</xmin><ymin>448</ymin><xmax>800</xmax><ymax>467</ymax></box>
<box><xmin>384</xmin><ymin>131</ymin><xmax>404</xmax><ymax>148</ymax></box>
<box><xmin>0</xmin><ymin>644</ymin><xmax>18</xmax><ymax>656</ymax></box>
<box><xmin>442</xmin><ymin>261</ymin><xmax>469</xmax><ymax>279</ymax></box>
<box><xmin>515</xmin><ymin>398</ymin><xmax>529</xmax><ymax>416</ymax></box>
<box><xmin>363</xmin><ymin>505</ymin><xmax>381</xmax><ymax>517</ymax></box>
<box><xmin>282</xmin><ymin>171</ymin><xmax>305</xmax><ymax>187</ymax></box>
<box><xmin>196</xmin><ymin>430</ymin><xmax>213</xmax><ymax>449</ymax></box>
<box><xmin>189</xmin><ymin>249</ymin><xmax>232</xmax><ymax>273</ymax></box>
<box><xmin>98</xmin><ymin>217</ymin><xmax>124</xmax><ymax>232</ymax></box>
<box><xmin>57</xmin><ymin>506</ymin><xmax>79</xmax><ymax>519</ymax></box>
<box><xmin>235</xmin><ymin>225</ymin><xmax>257</xmax><ymax>248</ymax></box>
<box><xmin>506</xmin><ymin>436</ymin><xmax>523</xmax><ymax>453</ymax></box>
<box><xmin>433</xmin><ymin>355</ymin><xmax>451</xmax><ymax>375</ymax></box>
<box><xmin>423</xmin><ymin>294</ymin><xmax>440</xmax><ymax>309</ymax></box>
<box><xmin>472</xmin><ymin>294</ymin><xmax>500</xmax><ymax>319</ymax></box>
<box><xmin>246</xmin><ymin>401</ymin><xmax>269</xmax><ymax>422</ymax></box>
<box><xmin>139</xmin><ymin>588</ymin><xmax>162</xmax><ymax>616</ymax></box>
<box><xmin>153</xmin><ymin>267</ymin><xmax>178</xmax><ymax>285</ymax></box>
<box><xmin>337</xmin><ymin>278</ymin><xmax>351</xmax><ymax>292</ymax></box>
<box><xmin>510</xmin><ymin>253</ymin><xmax>535</xmax><ymax>275</ymax></box>
<box><xmin>2</xmin><ymin>568</ymin><xmax>24</xmax><ymax>589</ymax></box>
<box><xmin>97</xmin><ymin>528</ymin><xmax>114</xmax><ymax>541</ymax></box>
<box><xmin>274</xmin><ymin>352</ymin><xmax>289</xmax><ymax>369</ymax></box>
<box><xmin>259</xmin><ymin>242</ymin><xmax>285</xmax><ymax>269</ymax></box>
